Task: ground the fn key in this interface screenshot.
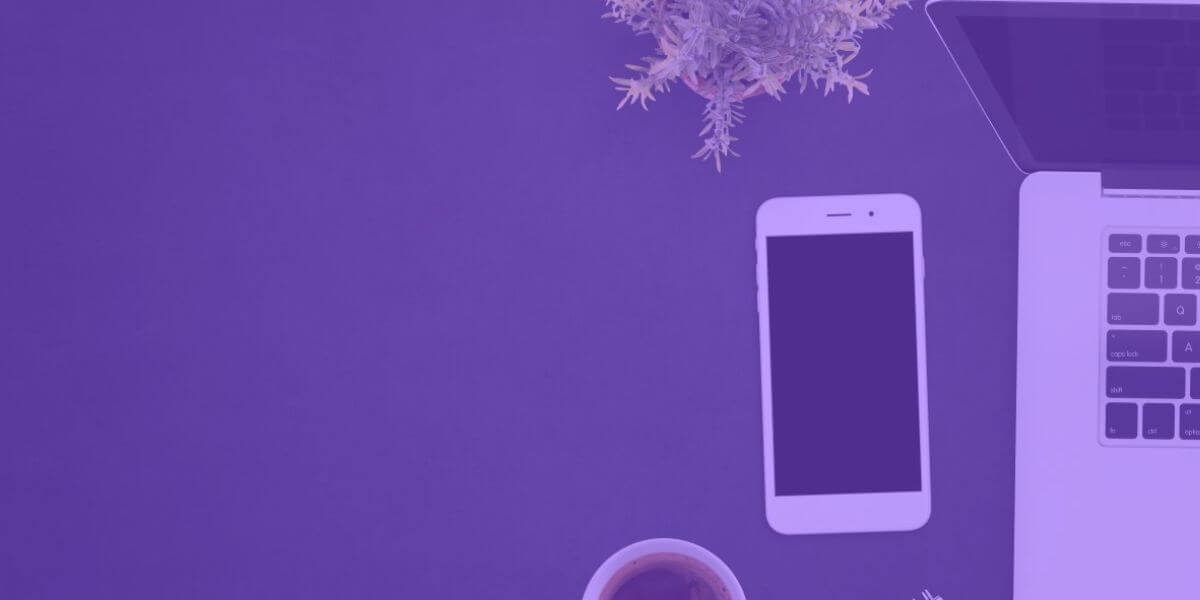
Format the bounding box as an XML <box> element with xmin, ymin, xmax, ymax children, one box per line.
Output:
<box><xmin>1106</xmin><ymin>402</ymin><xmax>1138</xmax><ymax>439</ymax></box>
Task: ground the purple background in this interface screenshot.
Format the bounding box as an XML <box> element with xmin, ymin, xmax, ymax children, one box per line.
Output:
<box><xmin>0</xmin><ymin>2</ymin><xmax>1020</xmax><ymax>598</ymax></box>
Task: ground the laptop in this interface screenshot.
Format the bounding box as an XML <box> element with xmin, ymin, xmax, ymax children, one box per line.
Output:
<box><xmin>928</xmin><ymin>1</ymin><xmax>1200</xmax><ymax>598</ymax></box>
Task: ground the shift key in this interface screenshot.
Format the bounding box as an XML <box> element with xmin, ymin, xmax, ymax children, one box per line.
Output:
<box><xmin>1107</xmin><ymin>293</ymin><xmax>1159</xmax><ymax>325</ymax></box>
<box><xmin>1106</xmin><ymin>366</ymin><xmax>1186</xmax><ymax>399</ymax></box>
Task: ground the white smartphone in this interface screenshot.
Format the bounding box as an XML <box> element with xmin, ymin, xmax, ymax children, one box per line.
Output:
<box><xmin>756</xmin><ymin>194</ymin><xmax>931</xmax><ymax>535</ymax></box>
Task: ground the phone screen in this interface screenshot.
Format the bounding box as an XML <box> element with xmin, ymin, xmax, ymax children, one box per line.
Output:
<box><xmin>766</xmin><ymin>231</ymin><xmax>922</xmax><ymax>496</ymax></box>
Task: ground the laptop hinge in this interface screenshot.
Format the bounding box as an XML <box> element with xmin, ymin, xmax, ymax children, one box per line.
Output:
<box><xmin>1102</xmin><ymin>169</ymin><xmax>1200</xmax><ymax>199</ymax></box>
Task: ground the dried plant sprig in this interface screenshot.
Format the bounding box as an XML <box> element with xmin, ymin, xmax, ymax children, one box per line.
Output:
<box><xmin>605</xmin><ymin>0</ymin><xmax>909</xmax><ymax>171</ymax></box>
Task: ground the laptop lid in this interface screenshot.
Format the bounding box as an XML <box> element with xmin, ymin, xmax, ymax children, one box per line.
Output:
<box><xmin>928</xmin><ymin>0</ymin><xmax>1200</xmax><ymax>176</ymax></box>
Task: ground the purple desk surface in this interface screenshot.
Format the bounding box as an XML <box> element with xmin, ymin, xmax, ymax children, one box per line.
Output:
<box><xmin>0</xmin><ymin>2</ymin><xmax>1018</xmax><ymax>598</ymax></box>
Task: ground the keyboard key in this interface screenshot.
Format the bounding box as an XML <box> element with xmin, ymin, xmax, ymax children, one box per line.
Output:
<box><xmin>1104</xmin><ymin>19</ymin><xmax>1186</xmax><ymax>43</ymax></box>
<box><xmin>1106</xmin><ymin>402</ymin><xmax>1138</xmax><ymax>439</ymax></box>
<box><xmin>1176</xmin><ymin>331</ymin><xmax>1200</xmax><ymax>363</ymax></box>
<box><xmin>1106</xmin><ymin>45</ymin><xmax>1167</xmax><ymax>68</ymax></box>
<box><xmin>1105</xmin><ymin>69</ymin><xmax>1158</xmax><ymax>91</ymax></box>
<box><xmin>1107</xmin><ymin>293</ymin><xmax>1159</xmax><ymax>324</ymax></box>
<box><xmin>1108</xmin><ymin>116</ymin><xmax>1141</xmax><ymax>130</ymax></box>
<box><xmin>1143</xmin><ymin>94</ymin><xmax>1178</xmax><ymax>115</ymax></box>
<box><xmin>1106</xmin><ymin>93</ymin><xmax>1141</xmax><ymax>114</ymax></box>
<box><xmin>1148</xmin><ymin>234</ymin><xmax>1181</xmax><ymax>253</ymax></box>
<box><xmin>1174</xmin><ymin>46</ymin><xmax>1200</xmax><ymax>66</ymax></box>
<box><xmin>1108</xmin><ymin>257</ymin><xmax>1141</xmax><ymax>288</ymax></box>
<box><xmin>1185</xmin><ymin>94</ymin><xmax>1200</xmax><ymax>115</ymax></box>
<box><xmin>1145</xmin><ymin>257</ymin><xmax>1178</xmax><ymax>288</ymax></box>
<box><xmin>1110</xmin><ymin>233</ymin><xmax>1142</xmax><ymax>253</ymax></box>
<box><xmin>1143</xmin><ymin>403</ymin><xmax>1176</xmax><ymax>439</ymax></box>
<box><xmin>1106</xmin><ymin>366</ymin><xmax>1186</xmax><ymax>398</ymax></box>
<box><xmin>1107</xmin><ymin>330</ymin><xmax>1168</xmax><ymax>361</ymax></box>
<box><xmin>1181</xmin><ymin>404</ymin><xmax>1200</xmax><ymax>439</ymax></box>
<box><xmin>1165</xmin><ymin>293</ymin><xmax>1198</xmax><ymax>326</ymax></box>
<box><xmin>1184</xmin><ymin>258</ymin><xmax>1200</xmax><ymax>289</ymax></box>
<box><xmin>1145</xmin><ymin>117</ymin><xmax>1180</xmax><ymax>131</ymax></box>
<box><xmin>1186</xmin><ymin>235</ymin><xmax>1200</xmax><ymax>254</ymax></box>
<box><xmin>1165</xmin><ymin>69</ymin><xmax>1199</xmax><ymax>92</ymax></box>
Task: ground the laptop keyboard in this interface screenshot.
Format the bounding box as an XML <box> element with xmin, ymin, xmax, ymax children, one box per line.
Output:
<box><xmin>1103</xmin><ymin>231</ymin><xmax>1200</xmax><ymax>446</ymax></box>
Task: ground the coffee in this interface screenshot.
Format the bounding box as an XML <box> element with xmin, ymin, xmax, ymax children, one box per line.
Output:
<box><xmin>599</xmin><ymin>552</ymin><xmax>731</xmax><ymax>600</ymax></box>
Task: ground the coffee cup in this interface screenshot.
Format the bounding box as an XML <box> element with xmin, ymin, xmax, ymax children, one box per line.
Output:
<box><xmin>582</xmin><ymin>538</ymin><xmax>745</xmax><ymax>600</ymax></box>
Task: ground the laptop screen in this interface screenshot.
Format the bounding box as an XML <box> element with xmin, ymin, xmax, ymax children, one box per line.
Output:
<box><xmin>931</xmin><ymin>2</ymin><xmax>1200</xmax><ymax>171</ymax></box>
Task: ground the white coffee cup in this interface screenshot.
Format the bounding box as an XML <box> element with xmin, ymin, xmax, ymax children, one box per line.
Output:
<box><xmin>582</xmin><ymin>538</ymin><xmax>746</xmax><ymax>600</ymax></box>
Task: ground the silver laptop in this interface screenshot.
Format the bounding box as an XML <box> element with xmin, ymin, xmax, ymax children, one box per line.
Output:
<box><xmin>929</xmin><ymin>1</ymin><xmax>1200</xmax><ymax>597</ymax></box>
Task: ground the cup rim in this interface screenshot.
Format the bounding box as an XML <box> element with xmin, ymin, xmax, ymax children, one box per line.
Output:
<box><xmin>581</xmin><ymin>538</ymin><xmax>745</xmax><ymax>600</ymax></box>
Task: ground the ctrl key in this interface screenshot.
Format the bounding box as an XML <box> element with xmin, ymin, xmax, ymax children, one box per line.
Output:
<box><xmin>1143</xmin><ymin>403</ymin><xmax>1175</xmax><ymax>439</ymax></box>
<box><xmin>1106</xmin><ymin>402</ymin><xmax>1139</xmax><ymax>439</ymax></box>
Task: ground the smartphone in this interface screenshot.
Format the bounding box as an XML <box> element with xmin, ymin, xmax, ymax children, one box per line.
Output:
<box><xmin>755</xmin><ymin>194</ymin><xmax>931</xmax><ymax>535</ymax></box>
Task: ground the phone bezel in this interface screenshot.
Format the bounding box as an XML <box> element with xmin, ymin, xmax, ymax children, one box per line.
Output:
<box><xmin>755</xmin><ymin>194</ymin><xmax>931</xmax><ymax>534</ymax></box>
